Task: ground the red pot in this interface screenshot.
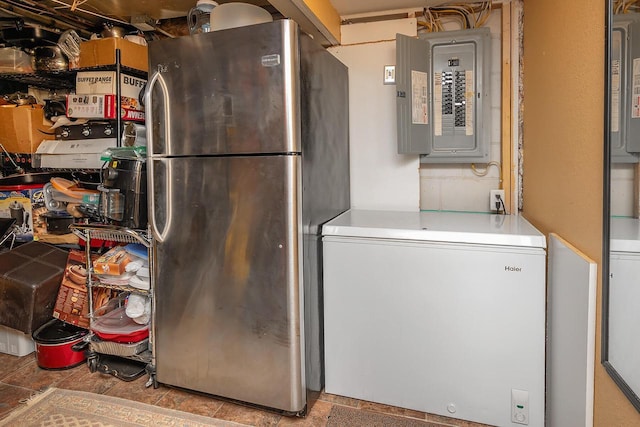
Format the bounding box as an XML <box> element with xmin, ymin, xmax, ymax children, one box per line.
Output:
<box><xmin>32</xmin><ymin>319</ymin><xmax>89</xmax><ymax>370</ymax></box>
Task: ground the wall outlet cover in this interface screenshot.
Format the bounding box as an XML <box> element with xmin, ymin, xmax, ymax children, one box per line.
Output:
<box><xmin>490</xmin><ymin>189</ymin><xmax>505</xmax><ymax>212</ymax></box>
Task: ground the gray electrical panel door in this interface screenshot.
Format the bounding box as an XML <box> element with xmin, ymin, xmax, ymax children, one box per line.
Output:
<box><xmin>396</xmin><ymin>34</ymin><xmax>432</xmax><ymax>155</ymax></box>
<box><xmin>612</xmin><ymin>14</ymin><xmax>640</xmax><ymax>163</ymax></box>
<box><xmin>628</xmin><ymin>15</ymin><xmax>640</xmax><ymax>155</ymax></box>
<box><xmin>611</xmin><ymin>25</ymin><xmax>628</xmax><ymax>162</ymax></box>
<box><xmin>396</xmin><ymin>28</ymin><xmax>490</xmax><ymax>163</ymax></box>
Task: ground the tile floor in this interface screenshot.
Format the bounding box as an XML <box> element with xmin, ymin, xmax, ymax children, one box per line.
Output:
<box><xmin>0</xmin><ymin>351</ymin><xmax>492</xmax><ymax>426</ymax></box>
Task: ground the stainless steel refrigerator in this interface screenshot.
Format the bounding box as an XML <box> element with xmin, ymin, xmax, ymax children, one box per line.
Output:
<box><xmin>145</xmin><ymin>19</ymin><xmax>350</xmax><ymax>414</ymax></box>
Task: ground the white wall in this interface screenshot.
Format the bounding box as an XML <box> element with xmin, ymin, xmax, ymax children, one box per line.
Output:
<box><xmin>330</xmin><ymin>10</ymin><xmax>505</xmax><ymax>213</ymax></box>
<box><xmin>420</xmin><ymin>11</ymin><xmax>503</xmax><ymax>212</ymax></box>
<box><xmin>611</xmin><ymin>164</ymin><xmax>635</xmax><ymax>217</ymax></box>
<box><xmin>329</xmin><ymin>19</ymin><xmax>420</xmax><ymax>212</ymax></box>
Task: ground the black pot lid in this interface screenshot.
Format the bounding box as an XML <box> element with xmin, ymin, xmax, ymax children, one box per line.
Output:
<box><xmin>33</xmin><ymin>318</ymin><xmax>88</xmax><ymax>344</ymax></box>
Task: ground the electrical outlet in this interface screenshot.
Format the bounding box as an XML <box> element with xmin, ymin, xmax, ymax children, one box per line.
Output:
<box><xmin>489</xmin><ymin>189</ymin><xmax>505</xmax><ymax>212</ymax></box>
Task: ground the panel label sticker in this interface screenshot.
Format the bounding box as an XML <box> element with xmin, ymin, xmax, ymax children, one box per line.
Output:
<box><xmin>633</xmin><ymin>58</ymin><xmax>640</xmax><ymax>119</ymax></box>
<box><xmin>465</xmin><ymin>70</ymin><xmax>474</xmax><ymax>136</ymax></box>
<box><xmin>434</xmin><ymin>72</ymin><xmax>443</xmax><ymax>136</ymax></box>
<box><xmin>611</xmin><ymin>30</ymin><xmax>621</xmax><ymax>132</ymax></box>
<box><xmin>611</xmin><ymin>58</ymin><xmax>620</xmax><ymax>132</ymax></box>
<box><xmin>411</xmin><ymin>70</ymin><xmax>428</xmax><ymax>125</ymax></box>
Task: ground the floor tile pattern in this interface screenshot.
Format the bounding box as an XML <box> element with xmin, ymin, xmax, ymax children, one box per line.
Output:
<box><xmin>0</xmin><ymin>352</ymin><xmax>492</xmax><ymax>426</ymax></box>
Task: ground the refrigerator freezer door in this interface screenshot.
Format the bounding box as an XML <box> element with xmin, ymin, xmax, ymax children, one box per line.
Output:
<box><xmin>146</xmin><ymin>20</ymin><xmax>300</xmax><ymax>157</ymax></box>
<box><xmin>151</xmin><ymin>155</ymin><xmax>305</xmax><ymax>412</ymax></box>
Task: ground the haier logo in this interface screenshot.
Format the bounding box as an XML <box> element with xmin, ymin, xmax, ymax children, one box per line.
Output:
<box><xmin>505</xmin><ymin>266</ymin><xmax>522</xmax><ymax>272</ymax></box>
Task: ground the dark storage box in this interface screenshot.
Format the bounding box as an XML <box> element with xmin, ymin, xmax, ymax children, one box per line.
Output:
<box><xmin>0</xmin><ymin>241</ymin><xmax>68</xmax><ymax>334</ymax></box>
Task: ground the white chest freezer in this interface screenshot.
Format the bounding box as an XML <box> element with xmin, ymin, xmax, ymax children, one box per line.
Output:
<box><xmin>608</xmin><ymin>217</ymin><xmax>640</xmax><ymax>397</ymax></box>
<box><xmin>322</xmin><ymin>210</ymin><xmax>546</xmax><ymax>427</ymax></box>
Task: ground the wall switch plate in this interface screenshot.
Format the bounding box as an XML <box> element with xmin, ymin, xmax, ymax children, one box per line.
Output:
<box><xmin>383</xmin><ymin>65</ymin><xmax>395</xmax><ymax>84</ymax></box>
<box><xmin>490</xmin><ymin>189</ymin><xmax>505</xmax><ymax>212</ymax></box>
<box><xmin>511</xmin><ymin>389</ymin><xmax>529</xmax><ymax>425</ymax></box>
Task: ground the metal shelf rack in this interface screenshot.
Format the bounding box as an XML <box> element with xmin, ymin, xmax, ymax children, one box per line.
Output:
<box><xmin>70</xmin><ymin>223</ymin><xmax>157</xmax><ymax>388</ymax></box>
<box><xmin>0</xmin><ymin>64</ymin><xmax>146</xmax><ymax>91</ymax></box>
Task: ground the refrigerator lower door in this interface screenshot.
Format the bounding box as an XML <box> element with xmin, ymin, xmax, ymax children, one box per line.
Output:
<box><xmin>151</xmin><ymin>155</ymin><xmax>305</xmax><ymax>413</ymax></box>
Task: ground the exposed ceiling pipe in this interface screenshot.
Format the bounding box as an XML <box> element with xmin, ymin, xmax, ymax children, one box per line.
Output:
<box><xmin>0</xmin><ymin>0</ymin><xmax>182</xmax><ymax>40</ymax></box>
<box><xmin>153</xmin><ymin>26</ymin><xmax>176</xmax><ymax>38</ymax></box>
<box><xmin>0</xmin><ymin>0</ymin><xmax>94</xmax><ymax>37</ymax></box>
<box><xmin>0</xmin><ymin>17</ymin><xmax>23</xmax><ymax>30</ymax></box>
<box><xmin>47</xmin><ymin>0</ymin><xmax>131</xmax><ymax>27</ymax></box>
<box><xmin>4</xmin><ymin>0</ymin><xmax>94</xmax><ymax>27</ymax></box>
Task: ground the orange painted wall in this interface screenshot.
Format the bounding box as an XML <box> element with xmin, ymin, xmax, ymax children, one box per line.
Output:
<box><xmin>303</xmin><ymin>0</ymin><xmax>341</xmax><ymax>42</ymax></box>
<box><xmin>522</xmin><ymin>0</ymin><xmax>640</xmax><ymax>424</ymax></box>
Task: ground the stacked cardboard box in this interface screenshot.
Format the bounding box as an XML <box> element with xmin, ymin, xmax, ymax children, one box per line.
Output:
<box><xmin>77</xmin><ymin>37</ymin><xmax>148</xmax><ymax>72</ymax></box>
<box><xmin>53</xmin><ymin>249</ymin><xmax>116</xmax><ymax>329</ymax></box>
<box><xmin>66</xmin><ymin>71</ymin><xmax>146</xmax><ymax>122</ymax></box>
<box><xmin>0</xmin><ymin>104</ymin><xmax>55</xmax><ymax>153</ymax></box>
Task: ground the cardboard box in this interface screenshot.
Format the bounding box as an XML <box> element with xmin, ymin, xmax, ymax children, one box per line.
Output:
<box><xmin>0</xmin><ymin>105</ymin><xmax>55</xmax><ymax>153</ymax></box>
<box><xmin>33</xmin><ymin>154</ymin><xmax>105</xmax><ymax>170</ymax></box>
<box><xmin>93</xmin><ymin>246</ymin><xmax>131</xmax><ymax>276</ymax></box>
<box><xmin>0</xmin><ymin>185</ymin><xmax>43</xmax><ymax>242</ymax></box>
<box><xmin>53</xmin><ymin>250</ymin><xmax>90</xmax><ymax>328</ymax></box>
<box><xmin>66</xmin><ymin>94</ymin><xmax>144</xmax><ymax>121</ymax></box>
<box><xmin>33</xmin><ymin>138</ymin><xmax>117</xmax><ymax>169</ymax></box>
<box><xmin>53</xmin><ymin>250</ymin><xmax>115</xmax><ymax>329</ymax></box>
<box><xmin>75</xmin><ymin>71</ymin><xmax>147</xmax><ymax>100</ymax></box>
<box><xmin>78</xmin><ymin>37</ymin><xmax>148</xmax><ymax>72</ymax></box>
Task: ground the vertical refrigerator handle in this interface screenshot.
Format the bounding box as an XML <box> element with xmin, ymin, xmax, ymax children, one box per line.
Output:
<box><xmin>145</xmin><ymin>71</ymin><xmax>172</xmax><ymax>243</ymax></box>
<box><xmin>144</xmin><ymin>71</ymin><xmax>171</xmax><ymax>157</ymax></box>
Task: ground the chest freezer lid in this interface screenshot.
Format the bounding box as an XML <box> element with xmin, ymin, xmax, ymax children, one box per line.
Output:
<box><xmin>610</xmin><ymin>217</ymin><xmax>640</xmax><ymax>253</ymax></box>
<box><xmin>322</xmin><ymin>210</ymin><xmax>547</xmax><ymax>249</ymax></box>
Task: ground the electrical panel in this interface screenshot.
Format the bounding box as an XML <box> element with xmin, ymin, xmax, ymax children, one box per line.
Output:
<box><xmin>612</xmin><ymin>13</ymin><xmax>640</xmax><ymax>163</ymax></box>
<box><xmin>396</xmin><ymin>28</ymin><xmax>491</xmax><ymax>163</ymax></box>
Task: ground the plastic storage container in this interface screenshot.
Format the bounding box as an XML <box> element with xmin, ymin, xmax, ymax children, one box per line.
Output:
<box><xmin>0</xmin><ymin>324</ymin><xmax>35</xmax><ymax>356</ymax></box>
<box><xmin>188</xmin><ymin>0</ymin><xmax>218</xmax><ymax>34</ymax></box>
<box><xmin>91</xmin><ymin>306</ymin><xmax>149</xmax><ymax>343</ymax></box>
<box><xmin>209</xmin><ymin>2</ymin><xmax>273</xmax><ymax>31</ymax></box>
<box><xmin>0</xmin><ymin>47</ymin><xmax>34</xmax><ymax>73</ymax></box>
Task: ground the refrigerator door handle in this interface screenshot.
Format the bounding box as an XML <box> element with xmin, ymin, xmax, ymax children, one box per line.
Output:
<box><xmin>147</xmin><ymin>158</ymin><xmax>172</xmax><ymax>243</ymax></box>
<box><xmin>145</xmin><ymin>71</ymin><xmax>172</xmax><ymax>243</ymax></box>
<box><xmin>144</xmin><ymin>70</ymin><xmax>171</xmax><ymax>157</ymax></box>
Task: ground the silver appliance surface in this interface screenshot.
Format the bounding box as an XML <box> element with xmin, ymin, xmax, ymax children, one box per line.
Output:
<box><xmin>147</xmin><ymin>20</ymin><xmax>297</xmax><ymax>157</ymax></box>
<box><xmin>152</xmin><ymin>155</ymin><xmax>303</xmax><ymax>410</ymax></box>
<box><xmin>147</xmin><ymin>19</ymin><xmax>350</xmax><ymax>414</ymax></box>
